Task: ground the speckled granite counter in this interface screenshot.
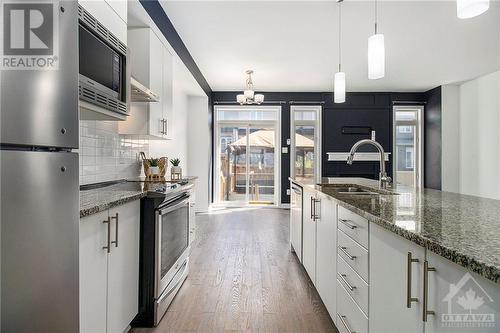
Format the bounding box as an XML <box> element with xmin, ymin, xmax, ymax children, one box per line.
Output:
<box><xmin>290</xmin><ymin>177</ymin><xmax>500</xmax><ymax>284</ymax></box>
<box><xmin>80</xmin><ymin>177</ymin><xmax>197</xmax><ymax>218</ymax></box>
<box><xmin>80</xmin><ymin>182</ymin><xmax>146</xmax><ymax>218</ymax></box>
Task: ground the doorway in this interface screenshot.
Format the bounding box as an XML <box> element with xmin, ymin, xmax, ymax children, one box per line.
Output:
<box><xmin>393</xmin><ymin>106</ymin><xmax>424</xmax><ymax>187</ymax></box>
<box><xmin>215</xmin><ymin>106</ymin><xmax>281</xmax><ymax>205</ymax></box>
<box><xmin>290</xmin><ymin>105</ymin><xmax>322</xmax><ymax>184</ymax></box>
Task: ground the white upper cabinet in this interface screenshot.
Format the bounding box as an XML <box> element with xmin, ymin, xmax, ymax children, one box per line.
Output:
<box><xmin>119</xmin><ymin>28</ymin><xmax>173</xmax><ymax>139</ymax></box>
<box><xmin>369</xmin><ymin>222</ymin><xmax>425</xmax><ymax>333</ymax></box>
<box><xmin>78</xmin><ymin>0</ymin><xmax>127</xmax><ymax>45</ymax></box>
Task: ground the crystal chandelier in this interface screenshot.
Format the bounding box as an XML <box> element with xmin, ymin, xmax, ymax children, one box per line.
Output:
<box><xmin>236</xmin><ymin>70</ymin><xmax>264</xmax><ymax>105</ymax></box>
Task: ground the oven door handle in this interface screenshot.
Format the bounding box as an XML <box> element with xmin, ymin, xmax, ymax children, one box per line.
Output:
<box><xmin>157</xmin><ymin>260</ymin><xmax>188</xmax><ymax>303</ymax></box>
<box><xmin>158</xmin><ymin>197</ymin><xmax>190</xmax><ymax>216</ymax></box>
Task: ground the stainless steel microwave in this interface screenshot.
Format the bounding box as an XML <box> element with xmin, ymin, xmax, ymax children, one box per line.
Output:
<box><xmin>78</xmin><ymin>5</ymin><xmax>130</xmax><ymax>116</ymax></box>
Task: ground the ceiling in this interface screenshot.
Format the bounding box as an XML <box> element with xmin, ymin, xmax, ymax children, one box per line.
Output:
<box><xmin>161</xmin><ymin>0</ymin><xmax>500</xmax><ymax>92</ymax></box>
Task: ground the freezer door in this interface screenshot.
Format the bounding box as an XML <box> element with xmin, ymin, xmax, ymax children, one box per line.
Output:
<box><xmin>1</xmin><ymin>150</ymin><xmax>79</xmax><ymax>332</ymax></box>
<box><xmin>0</xmin><ymin>0</ymin><xmax>79</xmax><ymax>149</ymax></box>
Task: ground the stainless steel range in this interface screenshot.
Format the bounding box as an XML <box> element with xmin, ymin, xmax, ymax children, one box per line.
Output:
<box><xmin>131</xmin><ymin>181</ymin><xmax>193</xmax><ymax>327</ymax></box>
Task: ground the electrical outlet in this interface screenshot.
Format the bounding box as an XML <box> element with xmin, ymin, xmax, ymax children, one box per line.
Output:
<box><xmin>286</xmin><ymin>189</ymin><xmax>291</xmax><ymax>196</ymax></box>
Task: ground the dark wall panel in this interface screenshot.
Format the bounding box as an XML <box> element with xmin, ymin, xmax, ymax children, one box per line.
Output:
<box><xmin>212</xmin><ymin>91</ymin><xmax>429</xmax><ymax>204</ymax></box>
<box><xmin>423</xmin><ymin>86</ymin><xmax>442</xmax><ymax>190</ymax></box>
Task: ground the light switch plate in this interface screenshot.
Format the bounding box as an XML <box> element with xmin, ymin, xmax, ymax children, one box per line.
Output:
<box><xmin>282</xmin><ymin>147</ymin><xmax>288</xmax><ymax>154</ymax></box>
<box><xmin>286</xmin><ymin>138</ymin><xmax>291</xmax><ymax>145</ymax></box>
<box><xmin>286</xmin><ymin>189</ymin><xmax>291</xmax><ymax>196</ymax></box>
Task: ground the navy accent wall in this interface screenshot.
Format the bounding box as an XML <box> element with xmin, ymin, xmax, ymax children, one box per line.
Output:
<box><xmin>423</xmin><ymin>86</ymin><xmax>442</xmax><ymax>190</ymax></box>
<box><xmin>212</xmin><ymin>91</ymin><xmax>433</xmax><ymax>204</ymax></box>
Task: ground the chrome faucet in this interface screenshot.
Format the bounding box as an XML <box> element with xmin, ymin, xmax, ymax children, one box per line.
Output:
<box><xmin>347</xmin><ymin>139</ymin><xmax>392</xmax><ymax>189</ymax></box>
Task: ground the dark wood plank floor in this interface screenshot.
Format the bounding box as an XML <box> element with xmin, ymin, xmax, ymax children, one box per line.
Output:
<box><xmin>133</xmin><ymin>207</ymin><xmax>337</xmax><ymax>333</ymax></box>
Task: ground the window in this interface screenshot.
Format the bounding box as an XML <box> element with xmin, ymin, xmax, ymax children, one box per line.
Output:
<box><xmin>405</xmin><ymin>147</ymin><xmax>414</xmax><ymax>169</ymax></box>
<box><xmin>399</xmin><ymin>126</ymin><xmax>413</xmax><ymax>133</ymax></box>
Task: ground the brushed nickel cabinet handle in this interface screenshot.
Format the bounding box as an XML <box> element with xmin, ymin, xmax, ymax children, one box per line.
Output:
<box><xmin>337</xmin><ymin>314</ymin><xmax>356</xmax><ymax>333</ymax></box>
<box><xmin>339</xmin><ymin>273</ymin><xmax>356</xmax><ymax>291</ymax></box>
<box><xmin>102</xmin><ymin>216</ymin><xmax>111</xmax><ymax>253</ymax></box>
<box><xmin>159</xmin><ymin>119</ymin><xmax>164</xmax><ymax>134</ymax></box>
<box><xmin>313</xmin><ymin>198</ymin><xmax>320</xmax><ymax>220</ymax></box>
<box><xmin>310</xmin><ymin>196</ymin><xmax>314</xmax><ymax>220</ymax></box>
<box><xmin>423</xmin><ymin>260</ymin><xmax>436</xmax><ymax>322</ymax></box>
<box><xmin>339</xmin><ymin>218</ymin><xmax>357</xmax><ymax>229</ymax></box>
<box><xmin>338</xmin><ymin>246</ymin><xmax>356</xmax><ymax>260</ymax></box>
<box><xmin>407</xmin><ymin>252</ymin><xmax>419</xmax><ymax>308</ymax></box>
<box><xmin>163</xmin><ymin>118</ymin><xmax>168</xmax><ymax>136</ymax></box>
<box><xmin>111</xmin><ymin>212</ymin><xmax>119</xmax><ymax>248</ymax></box>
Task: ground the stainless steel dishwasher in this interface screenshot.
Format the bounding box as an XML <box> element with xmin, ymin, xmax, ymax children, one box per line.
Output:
<box><xmin>290</xmin><ymin>182</ymin><xmax>303</xmax><ymax>262</ymax></box>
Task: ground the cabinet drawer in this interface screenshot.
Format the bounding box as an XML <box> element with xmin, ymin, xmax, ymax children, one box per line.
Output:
<box><xmin>338</xmin><ymin>229</ymin><xmax>369</xmax><ymax>282</ymax></box>
<box><xmin>337</xmin><ymin>255</ymin><xmax>368</xmax><ymax>316</ymax></box>
<box><xmin>338</xmin><ymin>206</ymin><xmax>368</xmax><ymax>249</ymax></box>
<box><xmin>336</xmin><ymin>279</ymin><xmax>368</xmax><ymax>333</ymax></box>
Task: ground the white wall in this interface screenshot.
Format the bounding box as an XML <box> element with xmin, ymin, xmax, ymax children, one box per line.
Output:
<box><xmin>187</xmin><ymin>96</ymin><xmax>210</xmax><ymax>212</ymax></box>
<box><xmin>442</xmin><ymin>70</ymin><xmax>500</xmax><ymax>199</ymax></box>
<box><xmin>458</xmin><ymin>70</ymin><xmax>500</xmax><ymax>199</ymax></box>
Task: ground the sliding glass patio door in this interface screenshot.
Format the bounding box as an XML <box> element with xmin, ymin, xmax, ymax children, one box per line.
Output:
<box><xmin>215</xmin><ymin>106</ymin><xmax>280</xmax><ymax>205</ymax></box>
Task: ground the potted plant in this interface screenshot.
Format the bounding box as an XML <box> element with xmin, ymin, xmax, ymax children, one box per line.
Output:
<box><xmin>148</xmin><ymin>158</ymin><xmax>160</xmax><ymax>176</ymax></box>
<box><xmin>170</xmin><ymin>158</ymin><xmax>182</xmax><ymax>180</ymax></box>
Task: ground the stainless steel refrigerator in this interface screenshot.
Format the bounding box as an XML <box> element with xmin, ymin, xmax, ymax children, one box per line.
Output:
<box><xmin>0</xmin><ymin>1</ymin><xmax>80</xmax><ymax>332</ymax></box>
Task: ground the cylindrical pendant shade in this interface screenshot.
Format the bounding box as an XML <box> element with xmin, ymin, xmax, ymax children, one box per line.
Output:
<box><xmin>457</xmin><ymin>0</ymin><xmax>489</xmax><ymax>19</ymax></box>
<box><xmin>368</xmin><ymin>33</ymin><xmax>385</xmax><ymax>80</ymax></box>
<box><xmin>334</xmin><ymin>72</ymin><xmax>346</xmax><ymax>103</ymax></box>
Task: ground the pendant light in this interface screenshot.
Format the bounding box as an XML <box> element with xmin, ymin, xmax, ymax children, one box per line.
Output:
<box><xmin>368</xmin><ymin>0</ymin><xmax>385</xmax><ymax>80</ymax></box>
<box><xmin>334</xmin><ymin>0</ymin><xmax>346</xmax><ymax>104</ymax></box>
<box><xmin>457</xmin><ymin>0</ymin><xmax>489</xmax><ymax>19</ymax></box>
<box><xmin>236</xmin><ymin>70</ymin><xmax>264</xmax><ymax>105</ymax></box>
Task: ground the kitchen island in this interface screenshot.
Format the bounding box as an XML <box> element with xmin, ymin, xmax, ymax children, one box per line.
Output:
<box><xmin>290</xmin><ymin>177</ymin><xmax>500</xmax><ymax>333</ymax></box>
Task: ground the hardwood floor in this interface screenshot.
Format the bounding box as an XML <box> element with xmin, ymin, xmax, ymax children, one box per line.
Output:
<box><xmin>133</xmin><ymin>207</ymin><xmax>337</xmax><ymax>333</ymax></box>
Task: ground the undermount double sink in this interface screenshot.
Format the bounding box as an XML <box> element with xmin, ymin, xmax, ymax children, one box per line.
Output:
<box><xmin>319</xmin><ymin>184</ymin><xmax>397</xmax><ymax>196</ymax></box>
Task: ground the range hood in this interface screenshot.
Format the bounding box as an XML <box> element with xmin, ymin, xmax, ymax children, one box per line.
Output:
<box><xmin>131</xmin><ymin>77</ymin><xmax>160</xmax><ymax>102</ymax></box>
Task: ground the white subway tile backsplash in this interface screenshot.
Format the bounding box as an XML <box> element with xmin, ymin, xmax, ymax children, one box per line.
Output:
<box><xmin>78</xmin><ymin>120</ymin><xmax>148</xmax><ymax>185</ymax></box>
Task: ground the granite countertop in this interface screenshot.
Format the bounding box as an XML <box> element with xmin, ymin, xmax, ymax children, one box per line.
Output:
<box><xmin>290</xmin><ymin>177</ymin><xmax>500</xmax><ymax>284</ymax></box>
<box><xmin>80</xmin><ymin>177</ymin><xmax>197</xmax><ymax>218</ymax></box>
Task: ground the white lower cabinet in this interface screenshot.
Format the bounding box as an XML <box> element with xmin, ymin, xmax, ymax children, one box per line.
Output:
<box><xmin>315</xmin><ymin>194</ymin><xmax>337</xmax><ymax>319</ymax></box>
<box><xmin>302</xmin><ymin>189</ymin><xmax>317</xmax><ymax>284</ymax></box>
<box><xmin>337</xmin><ymin>279</ymin><xmax>369</xmax><ymax>333</ymax></box>
<box><xmin>369</xmin><ymin>222</ymin><xmax>424</xmax><ymax>333</ymax></box>
<box><xmin>80</xmin><ymin>200</ymin><xmax>140</xmax><ymax>333</ymax></box>
<box><xmin>424</xmin><ymin>251</ymin><xmax>500</xmax><ymax>333</ymax></box>
<box><xmin>80</xmin><ymin>209</ymin><xmax>109</xmax><ymax>333</ymax></box>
